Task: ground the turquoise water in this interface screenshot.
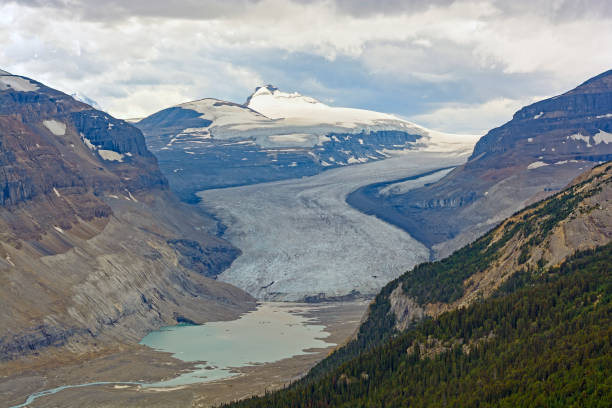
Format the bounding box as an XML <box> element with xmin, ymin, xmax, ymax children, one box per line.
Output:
<box><xmin>11</xmin><ymin>303</ymin><xmax>333</xmax><ymax>407</ymax></box>
<box><xmin>139</xmin><ymin>302</ymin><xmax>334</xmax><ymax>387</ymax></box>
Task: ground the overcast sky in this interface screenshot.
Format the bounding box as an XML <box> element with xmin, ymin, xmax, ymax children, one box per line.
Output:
<box><xmin>1</xmin><ymin>0</ymin><xmax>611</xmax><ymax>133</ymax></box>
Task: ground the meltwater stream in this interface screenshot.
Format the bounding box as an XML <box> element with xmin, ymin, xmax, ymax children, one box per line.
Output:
<box><xmin>11</xmin><ymin>303</ymin><xmax>333</xmax><ymax>408</ymax></box>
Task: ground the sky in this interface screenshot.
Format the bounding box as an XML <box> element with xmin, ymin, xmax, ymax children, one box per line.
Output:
<box><xmin>1</xmin><ymin>0</ymin><xmax>611</xmax><ymax>134</ymax></box>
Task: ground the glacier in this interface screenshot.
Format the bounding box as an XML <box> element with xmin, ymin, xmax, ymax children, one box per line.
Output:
<box><xmin>198</xmin><ymin>151</ymin><xmax>470</xmax><ymax>301</ymax></box>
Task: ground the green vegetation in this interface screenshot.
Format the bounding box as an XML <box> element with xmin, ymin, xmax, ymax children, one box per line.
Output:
<box><xmin>226</xmin><ymin>242</ymin><xmax>612</xmax><ymax>407</ymax></box>
<box><xmin>399</xmin><ymin>164</ymin><xmax>609</xmax><ymax>306</ymax></box>
<box><xmin>301</xmin><ymin>163</ymin><xmax>610</xmax><ymax>386</ymax></box>
<box><xmin>224</xmin><ymin>163</ymin><xmax>611</xmax><ymax>407</ymax></box>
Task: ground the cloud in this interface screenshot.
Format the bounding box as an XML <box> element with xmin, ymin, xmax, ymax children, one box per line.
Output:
<box><xmin>0</xmin><ymin>0</ymin><xmax>610</xmax><ymax>130</ymax></box>
<box><xmin>409</xmin><ymin>97</ymin><xmax>545</xmax><ymax>134</ymax></box>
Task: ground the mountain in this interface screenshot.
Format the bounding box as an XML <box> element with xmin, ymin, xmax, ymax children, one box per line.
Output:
<box><xmin>136</xmin><ymin>85</ymin><xmax>477</xmax><ymax>202</ymax></box>
<box><xmin>0</xmin><ymin>71</ymin><xmax>255</xmax><ymax>362</ymax></box>
<box><xmin>225</xmin><ymin>161</ymin><xmax>612</xmax><ymax>407</ymax></box>
<box><xmin>352</xmin><ymin>70</ymin><xmax>612</xmax><ymax>258</ymax></box>
<box><xmin>70</xmin><ymin>91</ymin><xmax>102</xmax><ymax>110</ymax></box>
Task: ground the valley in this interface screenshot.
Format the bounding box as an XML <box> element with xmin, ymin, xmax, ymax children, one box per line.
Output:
<box><xmin>2</xmin><ymin>3</ymin><xmax>612</xmax><ymax>407</ymax></box>
<box><xmin>198</xmin><ymin>152</ymin><xmax>467</xmax><ymax>301</ymax></box>
<box><xmin>2</xmin><ymin>151</ymin><xmax>469</xmax><ymax>407</ymax></box>
<box><xmin>2</xmin><ymin>301</ymin><xmax>367</xmax><ymax>408</ymax></box>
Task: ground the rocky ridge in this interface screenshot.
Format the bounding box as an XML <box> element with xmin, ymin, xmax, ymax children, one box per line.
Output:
<box><xmin>355</xmin><ymin>69</ymin><xmax>612</xmax><ymax>258</ymax></box>
<box><xmin>377</xmin><ymin>161</ymin><xmax>612</xmax><ymax>338</ymax></box>
<box><xmin>0</xmin><ymin>71</ymin><xmax>255</xmax><ymax>362</ymax></box>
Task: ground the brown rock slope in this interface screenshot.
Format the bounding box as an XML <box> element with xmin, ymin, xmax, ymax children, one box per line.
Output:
<box><xmin>390</xmin><ymin>161</ymin><xmax>612</xmax><ymax>329</ymax></box>
<box><xmin>0</xmin><ymin>71</ymin><xmax>255</xmax><ymax>362</ymax></box>
<box><xmin>362</xmin><ymin>69</ymin><xmax>612</xmax><ymax>258</ymax></box>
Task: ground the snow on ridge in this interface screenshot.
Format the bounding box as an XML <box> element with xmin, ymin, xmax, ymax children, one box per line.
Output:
<box><xmin>159</xmin><ymin>87</ymin><xmax>477</xmax><ymax>154</ymax></box>
<box><xmin>0</xmin><ymin>76</ymin><xmax>39</xmax><ymax>92</ymax></box>
<box><xmin>246</xmin><ymin>85</ymin><xmax>403</xmax><ymax>126</ymax></box>
<box><xmin>71</xmin><ymin>92</ymin><xmax>102</xmax><ymax>110</ymax></box>
<box><xmin>0</xmin><ymin>69</ymin><xmax>10</xmax><ymax>75</ymax></box>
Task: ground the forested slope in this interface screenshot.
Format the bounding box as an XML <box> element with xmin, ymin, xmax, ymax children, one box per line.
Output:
<box><xmin>225</xmin><ymin>162</ymin><xmax>612</xmax><ymax>407</ymax></box>
<box><xmin>228</xmin><ymin>242</ymin><xmax>612</xmax><ymax>407</ymax></box>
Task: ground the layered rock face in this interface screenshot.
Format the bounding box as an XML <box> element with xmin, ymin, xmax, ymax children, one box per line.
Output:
<box><xmin>387</xmin><ymin>161</ymin><xmax>612</xmax><ymax>330</ymax></box>
<box><xmin>361</xmin><ymin>69</ymin><xmax>612</xmax><ymax>257</ymax></box>
<box><xmin>0</xmin><ymin>71</ymin><xmax>254</xmax><ymax>361</ymax></box>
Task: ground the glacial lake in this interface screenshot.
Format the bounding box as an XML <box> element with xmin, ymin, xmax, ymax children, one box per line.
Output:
<box><xmin>139</xmin><ymin>302</ymin><xmax>334</xmax><ymax>387</ymax></box>
<box><xmin>10</xmin><ymin>303</ymin><xmax>335</xmax><ymax>408</ymax></box>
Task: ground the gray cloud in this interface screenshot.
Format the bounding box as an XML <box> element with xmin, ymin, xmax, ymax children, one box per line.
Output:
<box><xmin>9</xmin><ymin>0</ymin><xmax>611</xmax><ymax>22</ymax></box>
<box><xmin>2</xmin><ymin>0</ymin><xmax>262</xmax><ymax>21</ymax></box>
<box><xmin>1</xmin><ymin>0</ymin><xmax>610</xmax><ymax>133</ymax></box>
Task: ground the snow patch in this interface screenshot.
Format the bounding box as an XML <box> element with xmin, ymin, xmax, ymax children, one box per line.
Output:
<box><xmin>126</xmin><ymin>190</ymin><xmax>138</xmax><ymax>202</ymax></box>
<box><xmin>569</xmin><ymin>133</ymin><xmax>592</xmax><ymax>147</ymax></box>
<box><xmin>53</xmin><ymin>188</ymin><xmax>61</xmax><ymax>197</ymax></box>
<box><xmin>595</xmin><ymin>113</ymin><xmax>612</xmax><ymax>119</ymax></box>
<box><xmin>527</xmin><ymin>137</ymin><xmax>534</xmax><ymax>143</ymax></box>
<box><xmin>98</xmin><ymin>149</ymin><xmax>124</xmax><ymax>162</ymax></box>
<box><xmin>527</xmin><ymin>161</ymin><xmax>549</xmax><ymax>170</ymax></box>
<box><xmin>81</xmin><ymin>134</ymin><xmax>98</xmax><ymax>150</ymax></box>
<box><xmin>43</xmin><ymin>120</ymin><xmax>66</xmax><ymax>136</ymax></box>
<box><xmin>593</xmin><ymin>130</ymin><xmax>612</xmax><ymax>144</ymax></box>
<box><xmin>0</xmin><ymin>76</ymin><xmax>39</xmax><ymax>92</ymax></box>
<box><xmin>533</xmin><ymin>112</ymin><xmax>544</xmax><ymax>119</ymax></box>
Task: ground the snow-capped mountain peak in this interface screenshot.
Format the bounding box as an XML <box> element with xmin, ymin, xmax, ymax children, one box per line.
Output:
<box><xmin>70</xmin><ymin>91</ymin><xmax>102</xmax><ymax>110</ymax></box>
<box><xmin>245</xmin><ymin>85</ymin><xmax>406</xmax><ymax>127</ymax></box>
<box><xmin>0</xmin><ymin>69</ymin><xmax>11</xmax><ymax>76</ymax></box>
<box><xmin>137</xmin><ymin>86</ymin><xmax>479</xmax><ymax>201</ymax></box>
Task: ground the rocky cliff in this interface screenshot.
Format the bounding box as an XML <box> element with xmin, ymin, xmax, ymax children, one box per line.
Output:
<box><xmin>0</xmin><ymin>71</ymin><xmax>255</xmax><ymax>361</ymax></box>
<box><xmin>371</xmin><ymin>161</ymin><xmax>612</xmax><ymax>337</ymax></box>
<box><xmin>356</xmin><ymin>69</ymin><xmax>612</xmax><ymax>258</ymax></box>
